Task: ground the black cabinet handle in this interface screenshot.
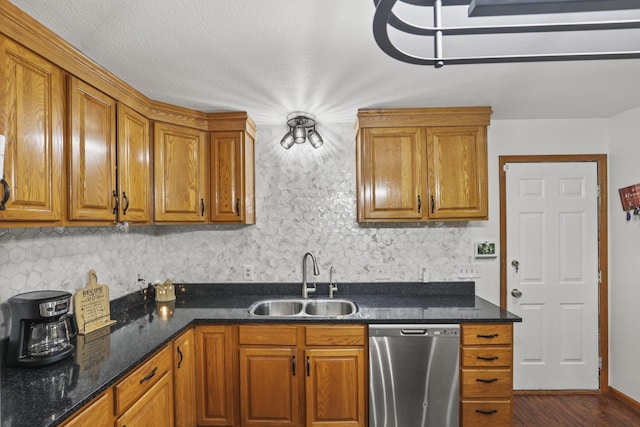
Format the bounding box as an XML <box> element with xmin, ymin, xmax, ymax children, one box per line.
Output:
<box><xmin>477</xmin><ymin>333</ymin><xmax>499</xmax><ymax>339</ymax></box>
<box><xmin>417</xmin><ymin>195</ymin><xmax>421</xmax><ymax>213</ymax></box>
<box><xmin>122</xmin><ymin>191</ymin><xmax>129</xmax><ymax>215</ymax></box>
<box><xmin>476</xmin><ymin>377</ymin><xmax>499</xmax><ymax>383</ymax></box>
<box><xmin>139</xmin><ymin>366</ymin><xmax>158</xmax><ymax>384</ymax></box>
<box><xmin>292</xmin><ymin>355</ymin><xmax>296</xmax><ymax>376</ymax></box>
<box><xmin>431</xmin><ymin>195</ymin><xmax>435</xmax><ymax>214</ymax></box>
<box><xmin>200</xmin><ymin>198</ymin><xmax>205</xmax><ymax>217</ymax></box>
<box><xmin>177</xmin><ymin>346</ymin><xmax>183</xmax><ymax>369</ymax></box>
<box><xmin>112</xmin><ymin>190</ymin><xmax>119</xmax><ymax>215</ymax></box>
<box><xmin>0</xmin><ymin>176</ymin><xmax>9</xmax><ymax>211</ymax></box>
<box><xmin>236</xmin><ymin>198</ymin><xmax>240</xmax><ymax>216</ymax></box>
<box><xmin>475</xmin><ymin>409</ymin><xmax>498</xmax><ymax>415</ymax></box>
<box><xmin>306</xmin><ymin>356</ymin><xmax>310</xmax><ymax>377</ymax></box>
<box><xmin>477</xmin><ymin>356</ymin><xmax>499</xmax><ymax>361</ymax></box>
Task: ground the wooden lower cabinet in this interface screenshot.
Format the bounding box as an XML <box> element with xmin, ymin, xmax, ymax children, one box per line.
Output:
<box><xmin>195</xmin><ymin>325</ymin><xmax>237</xmax><ymax>426</ymax></box>
<box><xmin>460</xmin><ymin>323</ymin><xmax>514</xmax><ymax>427</ymax></box>
<box><xmin>239</xmin><ymin>346</ymin><xmax>300</xmax><ymax>427</ymax></box>
<box><xmin>306</xmin><ymin>348</ymin><xmax>365</xmax><ymax>427</ymax></box>
<box><xmin>238</xmin><ymin>324</ymin><xmax>367</xmax><ymax>427</ymax></box>
<box><xmin>174</xmin><ymin>328</ymin><xmax>197</xmax><ymax>427</ymax></box>
<box><xmin>60</xmin><ymin>389</ymin><xmax>114</xmax><ymax>427</ymax></box>
<box><xmin>116</xmin><ymin>370</ymin><xmax>174</xmax><ymax>427</ymax></box>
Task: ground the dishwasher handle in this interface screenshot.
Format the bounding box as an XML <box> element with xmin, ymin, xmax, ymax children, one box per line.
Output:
<box><xmin>401</xmin><ymin>328</ymin><xmax>428</xmax><ymax>335</ymax></box>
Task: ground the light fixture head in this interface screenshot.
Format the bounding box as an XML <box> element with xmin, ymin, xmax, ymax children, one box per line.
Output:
<box><xmin>307</xmin><ymin>129</ymin><xmax>323</xmax><ymax>148</ymax></box>
<box><xmin>281</xmin><ymin>112</ymin><xmax>323</xmax><ymax>150</ymax></box>
<box><xmin>280</xmin><ymin>131</ymin><xmax>295</xmax><ymax>149</ymax></box>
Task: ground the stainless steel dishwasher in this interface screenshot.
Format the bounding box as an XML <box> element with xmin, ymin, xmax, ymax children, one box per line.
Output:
<box><xmin>369</xmin><ymin>324</ymin><xmax>460</xmax><ymax>427</ymax></box>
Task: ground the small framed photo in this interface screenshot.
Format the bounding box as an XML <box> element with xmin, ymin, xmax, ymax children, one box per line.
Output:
<box><xmin>475</xmin><ymin>240</ymin><xmax>497</xmax><ymax>258</ymax></box>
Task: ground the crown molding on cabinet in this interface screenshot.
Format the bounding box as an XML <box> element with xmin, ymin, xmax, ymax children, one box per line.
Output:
<box><xmin>0</xmin><ymin>0</ymin><xmax>248</xmax><ymax>130</ymax></box>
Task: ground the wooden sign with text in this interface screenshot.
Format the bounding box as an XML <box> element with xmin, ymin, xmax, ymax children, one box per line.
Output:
<box><xmin>74</xmin><ymin>270</ymin><xmax>116</xmax><ymax>335</ymax></box>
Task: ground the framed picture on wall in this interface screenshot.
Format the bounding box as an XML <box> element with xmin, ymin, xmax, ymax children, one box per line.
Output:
<box><xmin>475</xmin><ymin>240</ymin><xmax>497</xmax><ymax>258</ymax></box>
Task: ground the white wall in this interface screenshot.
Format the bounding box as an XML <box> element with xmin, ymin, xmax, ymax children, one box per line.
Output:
<box><xmin>608</xmin><ymin>106</ymin><xmax>640</xmax><ymax>402</ymax></box>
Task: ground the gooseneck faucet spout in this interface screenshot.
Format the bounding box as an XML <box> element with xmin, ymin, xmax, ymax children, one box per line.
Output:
<box><xmin>302</xmin><ymin>252</ymin><xmax>320</xmax><ymax>298</ymax></box>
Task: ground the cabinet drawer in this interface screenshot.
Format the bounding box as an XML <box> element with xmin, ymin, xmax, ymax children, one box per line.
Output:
<box><xmin>114</xmin><ymin>344</ymin><xmax>172</xmax><ymax>414</ymax></box>
<box><xmin>461</xmin><ymin>346</ymin><xmax>512</xmax><ymax>368</ymax></box>
<box><xmin>462</xmin><ymin>323</ymin><xmax>512</xmax><ymax>346</ymax></box>
<box><xmin>461</xmin><ymin>399</ymin><xmax>512</xmax><ymax>427</ymax></box>
<box><xmin>461</xmin><ymin>368</ymin><xmax>512</xmax><ymax>398</ymax></box>
<box><xmin>239</xmin><ymin>325</ymin><xmax>298</xmax><ymax>345</ymax></box>
<box><xmin>305</xmin><ymin>325</ymin><xmax>365</xmax><ymax>346</ymax></box>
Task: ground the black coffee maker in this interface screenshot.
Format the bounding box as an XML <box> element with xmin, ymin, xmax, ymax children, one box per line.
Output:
<box><xmin>6</xmin><ymin>290</ymin><xmax>77</xmax><ymax>367</ymax></box>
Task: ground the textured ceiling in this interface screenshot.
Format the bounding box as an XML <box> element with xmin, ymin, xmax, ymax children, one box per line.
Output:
<box><xmin>8</xmin><ymin>0</ymin><xmax>640</xmax><ymax>124</ymax></box>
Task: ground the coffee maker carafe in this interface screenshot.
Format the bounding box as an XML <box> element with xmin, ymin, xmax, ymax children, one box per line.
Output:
<box><xmin>7</xmin><ymin>290</ymin><xmax>76</xmax><ymax>367</ymax></box>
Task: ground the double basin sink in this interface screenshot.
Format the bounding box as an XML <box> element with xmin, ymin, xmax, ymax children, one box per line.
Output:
<box><xmin>249</xmin><ymin>298</ymin><xmax>358</xmax><ymax>318</ymax></box>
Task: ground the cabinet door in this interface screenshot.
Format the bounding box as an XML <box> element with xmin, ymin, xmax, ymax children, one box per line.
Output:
<box><xmin>116</xmin><ymin>371</ymin><xmax>174</xmax><ymax>427</ymax></box>
<box><xmin>0</xmin><ymin>36</ymin><xmax>64</xmax><ymax>223</ymax></box>
<box><xmin>154</xmin><ymin>122</ymin><xmax>207</xmax><ymax>222</ymax></box>
<box><xmin>195</xmin><ymin>326</ymin><xmax>236</xmax><ymax>426</ymax></box>
<box><xmin>68</xmin><ymin>77</ymin><xmax>117</xmax><ymax>221</ymax></box>
<box><xmin>305</xmin><ymin>348</ymin><xmax>366</xmax><ymax>427</ymax></box>
<box><xmin>426</xmin><ymin>126</ymin><xmax>488</xmax><ymax>219</ymax></box>
<box><xmin>61</xmin><ymin>389</ymin><xmax>114</xmax><ymax>427</ymax></box>
<box><xmin>210</xmin><ymin>131</ymin><xmax>255</xmax><ymax>224</ymax></box>
<box><xmin>117</xmin><ymin>103</ymin><xmax>150</xmax><ymax>223</ymax></box>
<box><xmin>174</xmin><ymin>328</ymin><xmax>197</xmax><ymax>427</ymax></box>
<box><xmin>358</xmin><ymin>127</ymin><xmax>425</xmax><ymax>221</ymax></box>
<box><xmin>239</xmin><ymin>347</ymin><xmax>299</xmax><ymax>427</ymax></box>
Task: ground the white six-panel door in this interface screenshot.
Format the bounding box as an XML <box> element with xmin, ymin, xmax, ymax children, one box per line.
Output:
<box><xmin>506</xmin><ymin>162</ymin><xmax>599</xmax><ymax>390</ymax></box>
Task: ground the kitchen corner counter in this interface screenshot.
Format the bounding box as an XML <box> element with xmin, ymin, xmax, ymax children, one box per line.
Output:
<box><xmin>1</xmin><ymin>282</ymin><xmax>520</xmax><ymax>427</ymax></box>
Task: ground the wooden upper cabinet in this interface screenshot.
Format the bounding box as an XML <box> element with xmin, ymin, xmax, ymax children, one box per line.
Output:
<box><xmin>0</xmin><ymin>36</ymin><xmax>64</xmax><ymax>224</ymax></box>
<box><xmin>358</xmin><ymin>127</ymin><xmax>425</xmax><ymax>221</ymax></box>
<box><xmin>210</xmin><ymin>131</ymin><xmax>255</xmax><ymax>224</ymax></box>
<box><xmin>117</xmin><ymin>104</ymin><xmax>151</xmax><ymax>223</ymax></box>
<box><xmin>427</xmin><ymin>126</ymin><xmax>488</xmax><ymax>220</ymax></box>
<box><xmin>68</xmin><ymin>76</ymin><xmax>117</xmax><ymax>222</ymax></box>
<box><xmin>356</xmin><ymin>107</ymin><xmax>492</xmax><ymax>222</ymax></box>
<box><xmin>153</xmin><ymin>122</ymin><xmax>208</xmax><ymax>222</ymax></box>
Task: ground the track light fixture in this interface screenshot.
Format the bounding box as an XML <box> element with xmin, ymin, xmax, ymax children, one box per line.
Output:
<box><xmin>280</xmin><ymin>112</ymin><xmax>323</xmax><ymax>149</ymax></box>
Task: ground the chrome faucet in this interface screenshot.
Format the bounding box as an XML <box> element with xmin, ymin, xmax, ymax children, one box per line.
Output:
<box><xmin>302</xmin><ymin>252</ymin><xmax>319</xmax><ymax>298</ymax></box>
<box><xmin>328</xmin><ymin>266</ymin><xmax>338</xmax><ymax>298</ymax></box>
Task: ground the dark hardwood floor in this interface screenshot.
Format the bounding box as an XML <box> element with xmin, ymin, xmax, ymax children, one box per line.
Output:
<box><xmin>513</xmin><ymin>393</ymin><xmax>640</xmax><ymax>427</ymax></box>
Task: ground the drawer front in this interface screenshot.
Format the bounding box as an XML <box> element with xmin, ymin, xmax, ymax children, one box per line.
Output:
<box><xmin>461</xmin><ymin>399</ymin><xmax>512</xmax><ymax>427</ymax></box>
<box><xmin>462</xmin><ymin>323</ymin><xmax>512</xmax><ymax>346</ymax></box>
<box><xmin>115</xmin><ymin>344</ymin><xmax>172</xmax><ymax>414</ymax></box>
<box><xmin>239</xmin><ymin>324</ymin><xmax>298</xmax><ymax>346</ymax></box>
<box><xmin>305</xmin><ymin>325</ymin><xmax>365</xmax><ymax>346</ymax></box>
<box><xmin>462</xmin><ymin>346</ymin><xmax>512</xmax><ymax>368</ymax></box>
<box><xmin>461</xmin><ymin>368</ymin><xmax>512</xmax><ymax>398</ymax></box>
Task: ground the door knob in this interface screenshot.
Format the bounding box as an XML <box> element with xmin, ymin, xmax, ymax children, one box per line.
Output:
<box><xmin>511</xmin><ymin>260</ymin><xmax>520</xmax><ymax>273</ymax></box>
<box><xmin>511</xmin><ymin>288</ymin><xmax>523</xmax><ymax>298</ymax></box>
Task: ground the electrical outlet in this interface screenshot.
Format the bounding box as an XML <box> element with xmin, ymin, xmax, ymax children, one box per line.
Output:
<box><xmin>373</xmin><ymin>264</ymin><xmax>392</xmax><ymax>280</ymax></box>
<box><xmin>456</xmin><ymin>263</ymin><xmax>481</xmax><ymax>279</ymax></box>
<box><xmin>243</xmin><ymin>265</ymin><xmax>254</xmax><ymax>281</ymax></box>
<box><xmin>420</xmin><ymin>264</ymin><xmax>429</xmax><ymax>282</ymax></box>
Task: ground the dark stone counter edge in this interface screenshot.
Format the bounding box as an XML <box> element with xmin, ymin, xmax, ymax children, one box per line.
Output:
<box><xmin>3</xmin><ymin>281</ymin><xmax>521</xmax><ymax>427</ymax></box>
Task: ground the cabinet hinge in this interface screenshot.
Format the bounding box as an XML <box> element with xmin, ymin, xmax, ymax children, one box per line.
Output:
<box><xmin>599</xmin><ymin>357</ymin><xmax>602</xmax><ymax>369</ymax></box>
<box><xmin>503</xmin><ymin>163</ymin><xmax>509</xmax><ymax>172</ymax></box>
<box><xmin>598</xmin><ymin>270</ymin><xmax>602</xmax><ymax>284</ymax></box>
<box><xmin>597</xmin><ymin>184</ymin><xmax>601</xmax><ymax>198</ymax></box>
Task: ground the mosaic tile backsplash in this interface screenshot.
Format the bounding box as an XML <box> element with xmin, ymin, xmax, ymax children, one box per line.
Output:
<box><xmin>0</xmin><ymin>123</ymin><xmax>474</xmax><ymax>335</ymax></box>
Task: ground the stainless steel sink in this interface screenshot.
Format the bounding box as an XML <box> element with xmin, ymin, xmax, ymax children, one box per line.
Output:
<box><xmin>250</xmin><ymin>299</ymin><xmax>304</xmax><ymax>316</ymax></box>
<box><xmin>248</xmin><ymin>298</ymin><xmax>357</xmax><ymax>318</ymax></box>
<box><xmin>305</xmin><ymin>299</ymin><xmax>357</xmax><ymax>316</ymax></box>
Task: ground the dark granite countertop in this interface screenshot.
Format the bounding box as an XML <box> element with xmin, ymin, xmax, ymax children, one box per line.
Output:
<box><xmin>0</xmin><ymin>282</ymin><xmax>520</xmax><ymax>427</ymax></box>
